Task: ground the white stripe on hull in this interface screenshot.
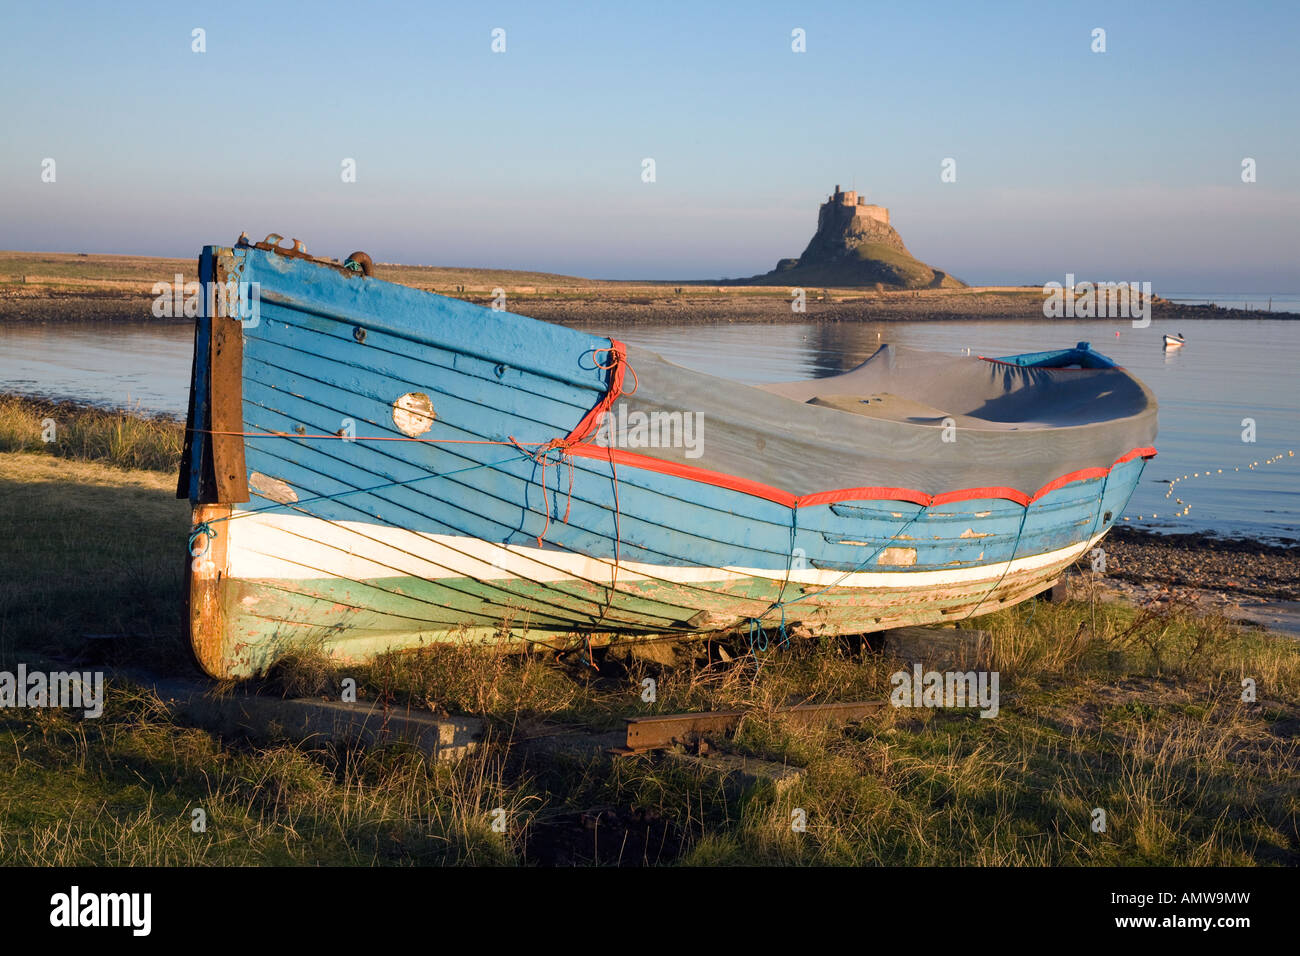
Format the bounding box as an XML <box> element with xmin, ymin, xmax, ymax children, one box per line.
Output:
<box><xmin>219</xmin><ymin>511</ymin><xmax>1104</xmax><ymax>591</ymax></box>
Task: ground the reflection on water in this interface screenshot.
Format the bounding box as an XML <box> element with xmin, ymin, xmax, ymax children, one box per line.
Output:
<box><xmin>1</xmin><ymin>317</ymin><xmax>1296</xmax><ymax>541</ymax></box>
<box><xmin>0</xmin><ymin>322</ymin><xmax>192</xmax><ymax>417</ymax></box>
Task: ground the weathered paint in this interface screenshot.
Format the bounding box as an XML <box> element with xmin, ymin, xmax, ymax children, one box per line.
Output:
<box><xmin>197</xmin><ymin>516</ymin><xmax>1112</xmax><ymax>677</ymax></box>
<box><xmin>392</xmin><ymin>392</ymin><xmax>435</xmax><ymax>437</ymax></box>
<box><xmin>184</xmin><ymin>242</ymin><xmax>1153</xmax><ymax>678</ymax></box>
<box><xmin>188</xmin><ymin>502</ymin><xmax>233</xmax><ymax>679</ymax></box>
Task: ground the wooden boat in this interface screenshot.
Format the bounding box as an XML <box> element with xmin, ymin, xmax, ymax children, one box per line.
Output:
<box><xmin>180</xmin><ymin>236</ymin><xmax>1158</xmax><ymax>678</ymax></box>
<box><xmin>1163</xmin><ymin>333</ymin><xmax>1185</xmax><ymax>348</ymax></box>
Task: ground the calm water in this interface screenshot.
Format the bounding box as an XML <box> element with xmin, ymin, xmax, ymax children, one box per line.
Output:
<box><xmin>2</xmin><ymin>318</ymin><xmax>1297</xmax><ymax>542</ymax></box>
<box><xmin>1161</xmin><ymin>292</ymin><xmax>1300</xmax><ymax>313</ymax></box>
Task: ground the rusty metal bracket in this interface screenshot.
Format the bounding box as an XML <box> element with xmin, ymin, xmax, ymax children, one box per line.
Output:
<box><xmin>614</xmin><ymin>700</ymin><xmax>884</xmax><ymax>755</ymax></box>
<box><xmin>235</xmin><ymin>231</ymin><xmax>372</xmax><ymax>278</ymax></box>
<box><xmin>252</xmin><ymin>233</ymin><xmax>312</xmax><ymax>260</ymax></box>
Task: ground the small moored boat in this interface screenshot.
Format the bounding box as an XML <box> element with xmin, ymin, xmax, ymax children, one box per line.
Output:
<box><xmin>1163</xmin><ymin>333</ymin><xmax>1185</xmax><ymax>349</ymax></box>
<box><xmin>180</xmin><ymin>236</ymin><xmax>1158</xmax><ymax>678</ymax></box>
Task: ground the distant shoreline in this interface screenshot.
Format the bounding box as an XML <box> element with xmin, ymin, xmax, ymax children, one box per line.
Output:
<box><xmin>507</xmin><ymin>294</ymin><xmax>1300</xmax><ymax>327</ymax></box>
<box><xmin>3</xmin><ymin>288</ymin><xmax>1297</xmax><ymax>326</ymax></box>
<box><xmin>1</xmin><ymin>251</ymin><xmax>1296</xmax><ymax>324</ymax></box>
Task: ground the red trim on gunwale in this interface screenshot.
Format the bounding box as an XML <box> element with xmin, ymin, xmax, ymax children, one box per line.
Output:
<box><xmin>562</xmin><ymin>443</ymin><xmax>1158</xmax><ymax>510</ymax></box>
<box><xmin>565</xmin><ymin>444</ymin><xmax>798</xmax><ymax>506</ymax></box>
<box><xmin>561</xmin><ymin>340</ymin><xmax>628</xmax><ymax>445</ymax></box>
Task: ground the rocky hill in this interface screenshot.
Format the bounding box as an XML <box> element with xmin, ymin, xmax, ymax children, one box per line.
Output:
<box><xmin>744</xmin><ymin>185</ymin><xmax>965</xmax><ymax>289</ymax></box>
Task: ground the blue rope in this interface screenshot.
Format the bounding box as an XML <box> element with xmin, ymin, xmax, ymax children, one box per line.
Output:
<box><xmin>745</xmin><ymin>611</ymin><xmax>795</xmax><ymax>663</ymax></box>
<box><xmin>188</xmin><ymin>521</ymin><xmax>217</xmax><ymax>557</ymax></box>
<box><xmin>962</xmin><ymin>502</ymin><xmax>1030</xmax><ymax>621</ymax></box>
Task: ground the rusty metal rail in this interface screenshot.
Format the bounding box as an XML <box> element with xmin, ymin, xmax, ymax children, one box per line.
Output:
<box><xmin>615</xmin><ymin>700</ymin><xmax>885</xmax><ymax>754</ymax></box>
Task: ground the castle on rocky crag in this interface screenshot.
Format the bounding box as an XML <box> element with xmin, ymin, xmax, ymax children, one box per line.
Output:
<box><xmin>742</xmin><ymin>183</ymin><xmax>964</xmax><ymax>289</ymax></box>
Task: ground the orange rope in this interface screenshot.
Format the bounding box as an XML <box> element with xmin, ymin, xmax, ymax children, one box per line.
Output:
<box><xmin>594</xmin><ymin>346</ymin><xmax>638</xmax><ymax>396</ymax></box>
<box><xmin>508</xmin><ymin>435</ymin><xmax>579</xmax><ymax>547</ymax></box>
<box><xmin>502</xmin><ymin>342</ymin><xmax>631</xmax><ymax>547</ymax></box>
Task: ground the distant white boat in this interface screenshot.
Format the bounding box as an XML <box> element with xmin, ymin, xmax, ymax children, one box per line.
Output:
<box><xmin>1163</xmin><ymin>333</ymin><xmax>1185</xmax><ymax>349</ymax></box>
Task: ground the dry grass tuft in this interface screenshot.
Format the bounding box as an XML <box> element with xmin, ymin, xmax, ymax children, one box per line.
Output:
<box><xmin>0</xmin><ymin>393</ymin><xmax>182</xmax><ymax>472</ymax></box>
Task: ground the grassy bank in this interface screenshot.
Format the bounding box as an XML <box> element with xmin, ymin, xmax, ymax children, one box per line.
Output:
<box><xmin>1</xmin><ymin>438</ymin><xmax>1297</xmax><ymax>865</ymax></box>
<box><xmin>0</xmin><ymin>393</ymin><xmax>183</xmax><ymax>472</ymax></box>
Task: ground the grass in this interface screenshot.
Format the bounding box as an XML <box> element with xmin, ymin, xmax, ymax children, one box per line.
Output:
<box><xmin>1</xmin><ymin>684</ymin><xmax>519</xmax><ymax>865</ymax></box>
<box><xmin>0</xmin><ymin>452</ymin><xmax>190</xmax><ymax>673</ymax></box>
<box><xmin>0</xmin><ymin>249</ymin><xmax>1010</xmax><ymax>300</ymax></box>
<box><xmin>0</xmin><ymin>252</ymin><xmax>193</xmax><ymax>293</ymax></box>
<box><xmin>1</xmin><ymin>429</ymin><xmax>1297</xmax><ymax>865</ymax></box>
<box><xmin>3</xmin><ymin>590</ymin><xmax>1297</xmax><ymax>865</ymax></box>
<box><xmin>0</xmin><ymin>393</ymin><xmax>183</xmax><ymax>472</ymax></box>
<box><xmin>0</xmin><ymin>250</ymin><xmax>692</xmax><ymax>298</ymax></box>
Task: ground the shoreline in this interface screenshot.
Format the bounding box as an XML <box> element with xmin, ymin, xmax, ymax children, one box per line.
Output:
<box><xmin>1088</xmin><ymin>527</ymin><xmax>1300</xmax><ymax>637</ymax></box>
<box><xmin>1106</xmin><ymin>525</ymin><xmax>1300</xmax><ymax>596</ymax></box>
<box><xmin>2</xmin><ymin>287</ymin><xmax>1295</xmax><ymax>326</ymax></box>
<box><xmin>1</xmin><ymin>251</ymin><xmax>1295</xmax><ymax>325</ymax></box>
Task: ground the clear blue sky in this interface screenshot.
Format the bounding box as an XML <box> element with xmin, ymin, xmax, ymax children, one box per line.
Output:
<box><xmin>1</xmin><ymin>0</ymin><xmax>1296</xmax><ymax>289</ymax></box>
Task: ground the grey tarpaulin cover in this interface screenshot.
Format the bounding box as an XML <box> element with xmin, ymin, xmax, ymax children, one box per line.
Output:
<box><xmin>594</xmin><ymin>344</ymin><xmax>1158</xmax><ymax>497</ymax></box>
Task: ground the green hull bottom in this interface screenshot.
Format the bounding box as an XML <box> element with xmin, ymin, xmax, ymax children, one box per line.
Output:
<box><xmin>203</xmin><ymin>564</ymin><xmax>1066</xmax><ymax>678</ymax></box>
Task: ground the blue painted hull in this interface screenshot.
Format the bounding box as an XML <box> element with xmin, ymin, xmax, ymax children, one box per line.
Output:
<box><xmin>181</xmin><ymin>241</ymin><xmax>1156</xmax><ymax>677</ymax></box>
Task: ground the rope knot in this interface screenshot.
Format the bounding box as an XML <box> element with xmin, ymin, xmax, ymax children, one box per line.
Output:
<box><xmin>188</xmin><ymin>521</ymin><xmax>218</xmax><ymax>558</ymax></box>
<box><xmin>509</xmin><ymin>435</ymin><xmax>577</xmax><ymax>547</ymax></box>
